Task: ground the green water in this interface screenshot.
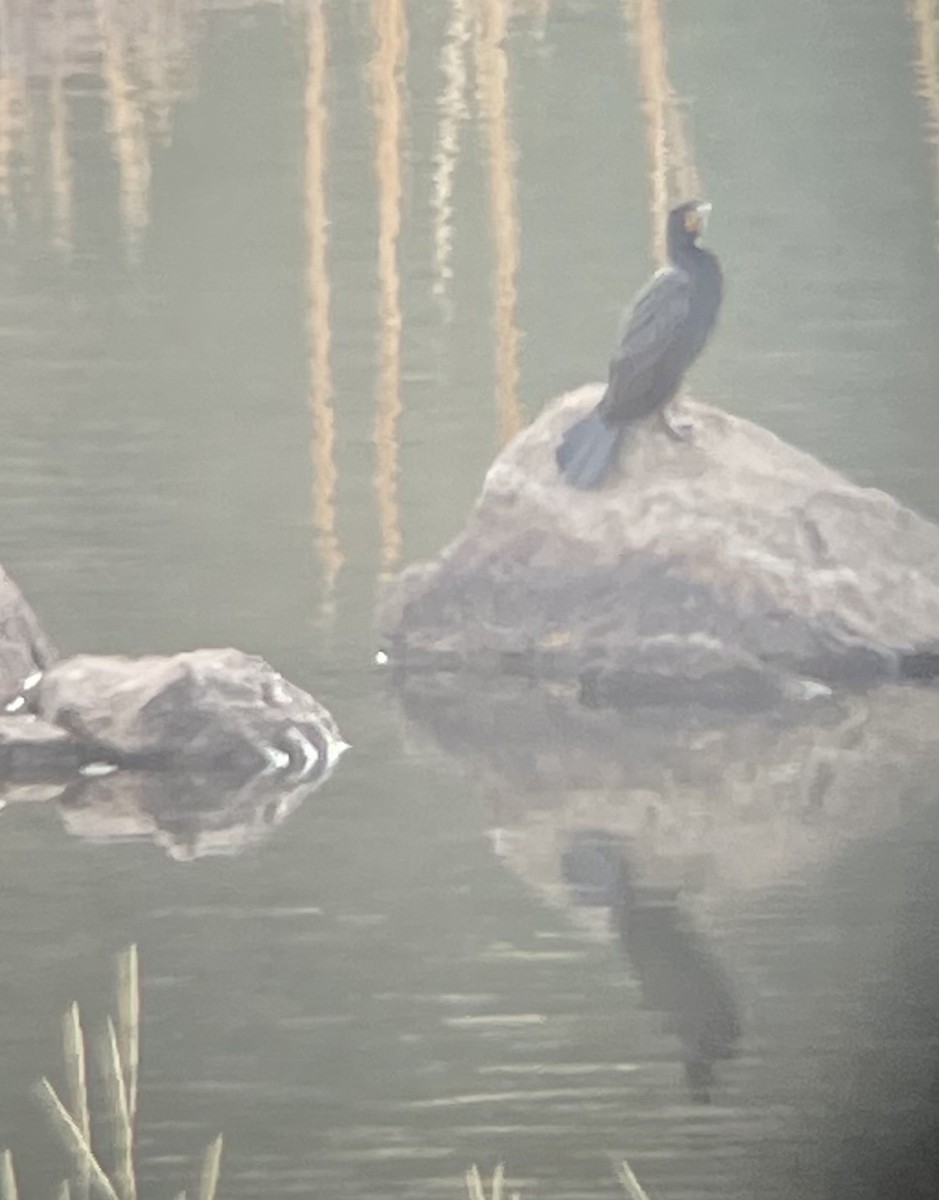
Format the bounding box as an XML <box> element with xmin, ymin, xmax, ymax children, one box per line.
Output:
<box><xmin>1</xmin><ymin>2</ymin><xmax>937</xmax><ymax>1197</ymax></box>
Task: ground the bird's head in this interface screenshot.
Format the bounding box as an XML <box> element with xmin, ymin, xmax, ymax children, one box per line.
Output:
<box><xmin>667</xmin><ymin>199</ymin><xmax>712</xmax><ymax>253</ymax></box>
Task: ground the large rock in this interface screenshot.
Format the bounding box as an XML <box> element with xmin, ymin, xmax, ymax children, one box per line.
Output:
<box><xmin>34</xmin><ymin>648</ymin><xmax>348</xmax><ymax>777</ymax></box>
<box><xmin>1</xmin><ymin>563</ymin><xmax>57</xmax><ymax>706</ymax></box>
<box><xmin>379</xmin><ymin>388</ymin><xmax>939</xmax><ymax>694</ymax></box>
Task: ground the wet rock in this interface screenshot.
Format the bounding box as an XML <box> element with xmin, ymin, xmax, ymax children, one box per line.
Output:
<box><xmin>34</xmin><ymin>648</ymin><xmax>348</xmax><ymax>777</ymax></box>
<box><xmin>1</xmin><ymin>563</ymin><xmax>57</xmax><ymax>707</ymax></box>
<box><xmin>0</xmin><ymin>714</ymin><xmax>86</xmax><ymax>777</ymax></box>
<box><xmin>579</xmin><ymin>633</ymin><xmax>822</xmax><ymax>710</ymax></box>
<box><xmin>380</xmin><ymin>387</ymin><xmax>939</xmax><ymax>696</ymax></box>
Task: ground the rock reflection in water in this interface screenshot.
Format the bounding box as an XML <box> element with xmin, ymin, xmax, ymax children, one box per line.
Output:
<box><xmin>394</xmin><ymin>672</ymin><xmax>939</xmax><ymax>1114</ymax></box>
<box><xmin>395</xmin><ymin>673</ymin><xmax>939</xmax><ymax>900</ymax></box>
<box><xmin>562</xmin><ymin>828</ymin><xmax>741</xmax><ymax>1103</ymax></box>
<box><xmin>50</xmin><ymin>768</ymin><xmax>326</xmax><ymax>860</ymax></box>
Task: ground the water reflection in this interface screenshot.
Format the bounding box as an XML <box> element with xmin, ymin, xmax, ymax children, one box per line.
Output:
<box><xmin>0</xmin><ymin>0</ymin><xmax>189</xmax><ymax>248</ymax></box>
<box><xmin>522</xmin><ymin>0</ymin><xmax>552</xmax><ymax>43</ymax></box>
<box><xmin>47</xmin><ymin>0</ymin><xmax>73</xmax><ymax>255</ymax></box>
<box><xmin>475</xmin><ymin>0</ymin><xmax>524</xmax><ymax>443</ymax></box>
<box><xmin>98</xmin><ymin>0</ymin><xmax>152</xmax><ymax>257</ymax></box>
<box><xmin>304</xmin><ymin>0</ymin><xmax>342</xmax><ymax>615</ymax></box>
<box><xmin>396</xmin><ymin>673</ymin><xmax>939</xmax><ymax>899</ymax></box>
<box><xmin>624</xmin><ymin>0</ymin><xmax>700</xmax><ymax>262</ymax></box>
<box><xmin>370</xmin><ymin>0</ymin><xmax>406</xmax><ymax>578</ymax></box>
<box><xmin>0</xmin><ymin>0</ymin><xmax>25</xmax><ymax>232</ymax></box>
<box><xmin>909</xmin><ymin>0</ymin><xmax>939</xmax><ymax>242</ymax></box>
<box><xmin>2</xmin><ymin>766</ymin><xmax>330</xmax><ymax>860</ymax></box>
<box><xmin>396</xmin><ymin>673</ymin><xmax>939</xmax><ymax>1112</ymax></box>
<box><xmin>432</xmin><ymin>0</ymin><xmax>471</xmax><ymax>315</ymax></box>
<box><xmin>562</xmin><ymin>828</ymin><xmax>741</xmax><ymax>1103</ymax></box>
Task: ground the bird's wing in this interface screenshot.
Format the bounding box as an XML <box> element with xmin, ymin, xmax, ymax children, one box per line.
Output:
<box><xmin>604</xmin><ymin>267</ymin><xmax>691</xmax><ymax>417</ymax></box>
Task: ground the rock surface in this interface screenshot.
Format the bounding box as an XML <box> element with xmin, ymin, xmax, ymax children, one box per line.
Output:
<box><xmin>1</xmin><ymin>563</ymin><xmax>57</xmax><ymax>706</ymax></box>
<box><xmin>0</xmin><ymin>714</ymin><xmax>86</xmax><ymax>777</ymax></box>
<box><xmin>34</xmin><ymin>648</ymin><xmax>348</xmax><ymax>777</ymax></box>
<box><xmin>380</xmin><ymin>387</ymin><xmax>939</xmax><ymax>694</ymax></box>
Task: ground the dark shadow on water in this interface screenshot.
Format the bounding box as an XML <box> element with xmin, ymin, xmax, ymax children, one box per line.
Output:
<box><xmin>562</xmin><ymin>827</ymin><xmax>742</xmax><ymax>1103</ymax></box>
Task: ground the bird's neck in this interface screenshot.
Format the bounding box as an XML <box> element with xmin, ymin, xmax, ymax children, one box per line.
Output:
<box><xmin>668</xmin><ymin>241</ymin><xmax>704</xmax><ymax>271</ymax></box>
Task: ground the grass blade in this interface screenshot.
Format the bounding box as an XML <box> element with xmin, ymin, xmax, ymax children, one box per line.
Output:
<box><xmin>465</xmin><ymin>1165</ymin><xmax>485</xmax><ymax>1200</ymax></box>
<box><xmin>116</xmin><ymin>946</ymin><xmax>139</xmax><ymax>1127</ymax></box>
<box><xmin>617</xmin><ymin>1159</ymin><xmax>652</xmax><ymax>1200</ymax></box>
<box><xmin>33</xmin><ymin>1078</ymin><xmax>120</xmax><ymax>1200</ymax></box>
<box><xmin>196</xmin><ymin>1135</ymin><xmax>223</xmax><ymax>1200</ymax></box>
<box><xmin>101</xmin><ymin>1020</ymin><xmax>135</xmax><ymax>1200</ymax></box>
<box><xmin>62</xmin><ymin>1002</ymin><xmax>91</xmax><ymax>1200</ymax></box>
<box><xmin>465</xmin><ymin>1164</ymin><xmax>509</xmax><ymax>1200</ymax></box>
<box><xmin>1</xmin><ymin>1150</ymin><xmax>18</xmax><ymax>1200</ymax></box>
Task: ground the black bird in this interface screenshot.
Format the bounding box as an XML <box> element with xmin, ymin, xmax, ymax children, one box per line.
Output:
<box><xmin>555</xmin><ymin>199</ymin><xmax>723</xmax><ymax>489</ymax></box>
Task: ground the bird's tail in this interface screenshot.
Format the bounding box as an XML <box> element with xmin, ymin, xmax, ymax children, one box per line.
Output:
<box><xmin>555</xmin><ymin>408</ymin><xmax>625</xmax><ymax>489</ymax></box>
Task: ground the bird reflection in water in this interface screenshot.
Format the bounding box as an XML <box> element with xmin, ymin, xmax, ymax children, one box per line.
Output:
<box><xmin>561</xmin><ymin>827</ymin><xmax>741</xmax><ymax>1103</ymax></box>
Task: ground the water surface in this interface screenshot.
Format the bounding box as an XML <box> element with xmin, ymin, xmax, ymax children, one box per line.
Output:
<box><xmin>1</xmin><ymin>2</ymin><xmax>938</xmax><ymax>1197</ymax></box>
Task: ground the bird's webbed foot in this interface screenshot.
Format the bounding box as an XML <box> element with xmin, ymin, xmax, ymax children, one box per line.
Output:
<box><xmin>660</xmin><ymin>407</ymin><xmax>695</xmax><ymax>443</ymax></box>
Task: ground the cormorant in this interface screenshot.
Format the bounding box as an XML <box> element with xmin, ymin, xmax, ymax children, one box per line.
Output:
<box><xmin>555</xmin><ymin>199</ymin><xmax>723</xmax><ymax>489</ymax></box>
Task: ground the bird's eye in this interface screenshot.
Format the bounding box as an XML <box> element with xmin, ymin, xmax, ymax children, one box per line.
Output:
<box><xmin>684</xmin><ymin>212</ymin><xmax>700</xmax><ymax>233</ymax></box>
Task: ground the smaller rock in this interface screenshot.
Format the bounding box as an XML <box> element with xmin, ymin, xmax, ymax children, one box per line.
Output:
<box><xmin>35</xmin><ymin>649</ymin><xmax>348</xmax><ymax>777</ymax></box>
<box><xmin>0</xmin><ymin>714</ymin><xmax>87</xmax><ymax>777</ymax></box>
<box><xmin>1</xmin><ymin>563</ymin><xmax>58</xmax><ymax>706</ymax></box>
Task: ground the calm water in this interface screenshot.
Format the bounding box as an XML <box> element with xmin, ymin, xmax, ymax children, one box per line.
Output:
<box><xmin>2</xmin><ymin>1</ymin><xmax>938</xmax><ymax>1197</ymax></box>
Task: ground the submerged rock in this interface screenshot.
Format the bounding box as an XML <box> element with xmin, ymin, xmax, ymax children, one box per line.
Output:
<box><xmin>1</xmin><ymin>563</ymin><xmax>57</xmax><ymax>707</ymax></box>
<box><xmin>34</xmin><ymin>648</ymin><xmax>348</xmax><ymax>777</ymax></box>
<box><xmin>380</xmin><ymin>387</ymin><xmax>939</xmax><ymax>696</ymax></box>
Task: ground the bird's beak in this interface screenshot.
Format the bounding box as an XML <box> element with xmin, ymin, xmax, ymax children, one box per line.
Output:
<box><xmin>695</xmin><ymin>201</ymin><xmax>712</xmax><ymax>232</ymax></box>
